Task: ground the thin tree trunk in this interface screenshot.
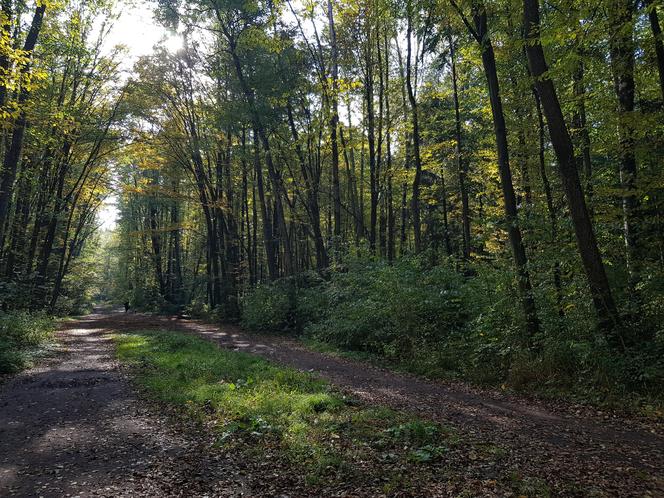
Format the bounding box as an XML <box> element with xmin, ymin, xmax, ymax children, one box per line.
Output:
<box><xmin>253</xmin><ymin>129</ymin><xmax>278</xmax><ymax>281</ymax></box>
<box><xmin>449</xmin><ymin>34</ymin><xmax>471</xmax><ymax>260</ymax></box>
<box><xmin>286</xmin><ymin>102</ymin><xmax>328</xmax><ymax>269</ymax></box>
<box><xmin>364</xmin><ymin>28</ymin><xmax>378</xmax><ymax>254</ymax></box>
<box><xmin>609</xmin><ymin>0</ymin><xmax>639</xmax><ymax>286</ymax></box>
<box><xmin>571</xmin><ymin>58</ymin><xmax>593</xmax><ymax>211</ymax></box>
<box><xmin>453</xmin><ymin>0</ymin><xmax>540</xmax><ymax>339</ymax></box>
<box><xmin>327</xmin><ymin>0</ymin><xmax>342</xmax><ymax>241</ymax></box>
<box><xmin>384</xmin><ymin>33</ymin><xmax>395</xmax><ymax>262</ymax></box>
<box><xmin>534</xmin><ymin>89</ymin><xmax>564</xmax><ymax>317</ymax></box>
<box><xmin>406</xmin><ymin>2</ymin><xmax>422</xmax><ymax>253</ymax></box>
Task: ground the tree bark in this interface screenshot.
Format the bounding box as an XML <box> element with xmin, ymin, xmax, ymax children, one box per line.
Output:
<box><xmin>523</xmin><ymin>0</ymin><xmax>621</xmax><ymax>339</ymax></box>
<box><xmin>406</xmin><ymin>2</ymin><xmax>422</xmax><ymax>253</ymax></box>
<box><xmin>449</xmin><ymin>34</ymin><xmax>471</xmax><ymax>260</ymax></box>
<box><xmin>327</xmin><ymin>0</ymin><xmax>342</xmax><ymax>242</ymax></box>
<box><xmin>453</xmin><ymin>0</ymin><xmax>540</xmax><ymax>339</ymax></box>
<box><xmin>608</xmin><ymin>0</ymin><xmax>639</xmax><ymax>286</ymax></box>
<box><xmin>646</xmin><ymin>0</ymin><xmax>664</xmax><ymax>102</ymax></box>
<box><xmin>364</xmin><ymin>25</ymin><xmax>378</xmax><ymax>254</ymax></box>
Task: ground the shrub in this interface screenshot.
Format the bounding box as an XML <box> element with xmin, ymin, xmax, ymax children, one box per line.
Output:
<box><xmin>0</xmin><ymin>311</ymin><xmax>55</xmax><ymax>374</ymax></box>
<box><xmin>241</xmin><ymin>272</ymin><xmax>327</xmax><ymax>333</ymax></box>
<box><xmin>240</xmin><ymin>257</ymin><xmax>664</xmax><ymax>406</ymax></box>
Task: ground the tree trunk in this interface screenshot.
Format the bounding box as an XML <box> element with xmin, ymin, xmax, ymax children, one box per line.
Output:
<box><xmin>253</xmin><ymin>129</ymin><xmax>278</xmax><ymax>280</ymax></box>
<box><xmin>646</xmin><ymin>0</ymin><xmax>664</xmax><ymax>102</ymax></box>
<box><xmin>287</xmin><ymin>102</ymin><xmax>328</xmax><ymax>270</ymax></box>
<box><xmin>384</xmin><ymin>33</ymin><xmax>395</xmax><ymax>262</ymax></box>
<box><xmin>608</xmin><ymin>0</ymin><xmax>639</xmax><ymax>286</ymax></box>
<box><xmin>406</xmin><ymin>3</ymin><xmax>422</xmax><ymax>253</ymax></box>
<box><xmin>364</xmin><ymin>29</ymin><xmax>378</xmax><ymax>254</ymax></box>
<box><xmin>449</xmin><ymin>34</ymin><xmax>471</xmax><ymax>260</ymax></box>
<box><xmin>534</xmin><ymin>89</ymin><xmax>565</xmax><ymax>317</ymax></box>
<box><xmin>327</xmin><ymin>0</ymin><xmax>342</xmax><ymax>242</ymax></box>
<box><xmin>523</xmin><ymin>0</ymin><xmax>621</xmax><ymax>339</ymax></box>
<box><xmin>571</xmin><ymin>58</ymin><xmax>593</xmax><ymax>211</ymax></box>
<box><xmin>455</xmin><ymin>0</ymin><xmax>540</xmax><ymax>339</ymax></box>
<box><xmin>149</xmin><ymin>202</ymin><xmax>166</xmax><ymax>299</ymax></box>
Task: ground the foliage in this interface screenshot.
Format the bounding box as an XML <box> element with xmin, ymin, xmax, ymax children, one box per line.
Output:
<box><xmin>1</xmin><ymin>0</ymin><xmax>663</xmax><ymax>412</ymax></box>
<box><xmin>240</xmin><ymin>271</ymin><xmax>327</xmax><ymax>332</ymax></box>
<box><xmin>241</xmin><ymin>260</ymin><xmax>664</xmax><ymax>406</ymax></box>
<box><xmin>0</xmin><ymin>311</ymin><xmax>55</xmax><ymax>374</ymax></box>
<box><xmin>0</xmin><ymin>0</ymin><xmax>125</xmax><ymax>315</ymax></box>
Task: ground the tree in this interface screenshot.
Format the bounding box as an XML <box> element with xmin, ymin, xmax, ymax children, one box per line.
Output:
<box><xmin>523</xmin><ymin>0</ymin><xmax>621</xmax><ymax>340</ymax></box>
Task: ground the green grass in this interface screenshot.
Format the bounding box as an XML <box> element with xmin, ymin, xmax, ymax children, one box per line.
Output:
<box><xmin>114</xmin><ymin>330</ymin><xmax>463</xmax><ymax>490</ymax></box>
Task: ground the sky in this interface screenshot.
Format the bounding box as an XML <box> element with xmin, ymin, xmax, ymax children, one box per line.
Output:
<box><xmin>97</xmin><ymin>1</ymin><xmax>180</xmax><ymax>230</ymax></box>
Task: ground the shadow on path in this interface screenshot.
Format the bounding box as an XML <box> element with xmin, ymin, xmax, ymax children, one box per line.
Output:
<box><xmin>0</xmin><ymin>312</ymin><xmax>246</xmax><ymax>498</ymax></box>
<box><xmin>102</xmin><ymin>310</ymin><xmax>664</xmax><ymax>496</ymax></box>
<box><xmin>3</xmin><ymin>310</ymin><xmax>662</xmax><ymax>497</ymax></box>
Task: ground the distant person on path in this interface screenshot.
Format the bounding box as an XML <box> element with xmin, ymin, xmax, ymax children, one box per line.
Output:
<box><xmin>124</xmin><ymin>301</ymin><xmax>130</xmax><ymax>313</ymax></box>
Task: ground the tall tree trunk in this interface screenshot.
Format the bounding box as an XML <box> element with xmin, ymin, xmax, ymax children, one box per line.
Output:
<box><xmin>609</xmin><ymin>0</ymin><xmax>639</xmax><ymax>286</ymax></box>
<box><xmin>523</xmin><ymin>0</ymin><xmax>621</xmax><ymax>340</ymax></box>
<box><xmin>327</xmin><ymin>0</ymin><xmax>342</xmax><ymax>242</ymax></box>
<box><xmin>228</xmin><ymin>45</ymin><xmax>293</xmax><ymax>276</ymax></box>
<box><xmin>376</xmin><ymin>29</ymin><xmax>385</xmax><ymax>257</ymax></box>
<box><xmin>440</xmin><ymin>166</ymin><xmax>452</xmax><ymax>256</ymax></box>
<box><xmin>253</xmin><ymin>129</ymin><xmax>278</xmax><ymax>280</ymax></box>
<box><xmin>453</xmin><ymin>0</ymin><xmax>540</xmax><ymax>339</ymax></box>
<box><xmin>449</xmin><ymin>34</ymin><xmax>471</xmax><ymax>260</ymax></box>
<box><xmin>384</xmin><ymin>32</ymin><xmax>395</xmax><ymax>262</ymax></box>
<box><xmin>170</xmin><ymin>180</ymin><xmax>184</xmax><ymax>305</ymax></box>
<box><xmin>287</xmin><ymin>102</ymin><xmax>328</xmax><ymax>269</ymax></box>
<box><xmin>364</xmin><ymin>28</ymin><xmax>378</xmax><ymax>254</ymax></box>
<box><xmin>534</xmin><ymin>89</ymin><xmax>565</xmax><ymax>317</ymax></box>
<box><xmin>646</xmin><ymin>0</ymin><xmax>664</xmax><ymax>102</ymax></box>
<box><xmin>406</xmin><ymin>2</ymin><xmax>422</xmax><ymax>253</ymax></box>
<box><xmin>571</xmin><ymin>58</ymin><xmax>593</xmax><ymax>211</ymax></box>
<box><xmin>149</xmin><ymin>202</ymin><xmax>166</xmax><ymax>299</ymax></box>
<box><xmin>4</xmin><ymin>161</ymin><xmax>31</xmax><ymax>278</ymax></box>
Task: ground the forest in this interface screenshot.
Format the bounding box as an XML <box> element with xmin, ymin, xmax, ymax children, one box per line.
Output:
<box><xmin>0</xmin><ymin>0</ymin><xmax>663</xmax><ymax>495</ymax></box>
<box><xmin>1</xmin><ymin>0</ymin><xmax>664</xmax><ymax>395</ymax></box>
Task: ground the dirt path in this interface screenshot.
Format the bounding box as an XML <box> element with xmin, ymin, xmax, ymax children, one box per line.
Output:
<box><xmin>2</xmin><ymin>311</ymin><xmax>663</xmax><ymax>497</ymax></box>
<box><xmin>0</xmin><ymin>312</ymin><xmax>249</xmax><ymax>497</ymax></box>
<box><xmin>104</xmin><ymin>311</ymin><xmax>664</xmax><ymax>496</ymax></box>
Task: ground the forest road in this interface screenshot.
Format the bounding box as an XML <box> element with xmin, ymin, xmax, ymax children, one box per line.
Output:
<box><xmin>1</xmin><ymin>310</ymin><xmax>663</xmax><ymax>497</ymax></box>
<box><xmin>111</xmin><ymin>310</ymin><xmax>664</xmax><ymax>497</ymax></box>
<box><xmin>0</xmin><ymin>311</ymin><xmax>248</xmax><ymax>498</ymax></box>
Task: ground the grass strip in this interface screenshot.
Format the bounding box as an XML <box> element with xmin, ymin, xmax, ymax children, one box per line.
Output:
<box><xmin>114</xmin><ymin>330</ymin><xmax>472</xmax><ymax>492</ymax></box>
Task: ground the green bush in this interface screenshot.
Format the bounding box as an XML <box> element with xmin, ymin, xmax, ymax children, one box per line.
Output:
<box><xmin>0</xmin><ymin>311</ymin><xmax>55</xmax><ymax>374</ymax></box>
<box><xmin>240</xmin><ymin>257</ymin><xmax>664</xmax><ymax>406</ymax></box>
<box><xmin>241</xmin><ymin>271</ymin><xmax>327</xmax><ymax>332</ymax></box>
<box><xmin>306</xmin><ymin>258</ymin><xmax>468</xmax><ymax>357</ymax></box>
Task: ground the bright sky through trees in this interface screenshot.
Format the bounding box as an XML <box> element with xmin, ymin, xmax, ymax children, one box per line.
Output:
<box><xmin>98</xmin><ymin>2</ymin><xmax>181</xmax><ymax>230</ymax></box>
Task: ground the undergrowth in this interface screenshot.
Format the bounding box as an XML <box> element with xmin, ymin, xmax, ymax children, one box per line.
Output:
<box><xmin>0</xmin><ymin>311</ymin><xmax>56</xmax><ymax>374</ymax></box>
<box><xmin>240</xmin><ymin>257</ymin><xmax>664</xmax><ymax>415</ymax></box>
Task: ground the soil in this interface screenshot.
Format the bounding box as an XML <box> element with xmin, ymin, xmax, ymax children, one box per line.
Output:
<box><xmin>1</xmin><ymin>310</ymin><xmax>662</xmax><ymax>497</ymax></box>
<box><xmin>0</xmin><ymin>312</ymin><xmax>248</xmax><ymax>497</ymax></box>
